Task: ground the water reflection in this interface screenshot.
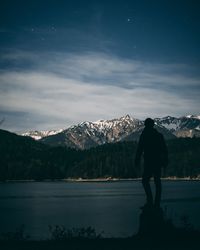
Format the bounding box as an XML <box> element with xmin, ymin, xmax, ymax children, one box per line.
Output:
<box><xmin>0</xmin><ymin>181</ymin><xmax>200</xmax><ymax>239</ymax></box>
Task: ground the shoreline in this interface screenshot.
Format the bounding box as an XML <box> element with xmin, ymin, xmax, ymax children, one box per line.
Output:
<box><xmin>1</xmin><ymin>176</ymin><xmax>200</xmax><ymax>183</ymax></box>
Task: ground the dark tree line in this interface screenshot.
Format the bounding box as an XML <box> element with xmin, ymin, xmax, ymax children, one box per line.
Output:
<box><xmin>0</xmin><ymin>129</ymin><xmax>200</xmax><ymax>181</ymax></box>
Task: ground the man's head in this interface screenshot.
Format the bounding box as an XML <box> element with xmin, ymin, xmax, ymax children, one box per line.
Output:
<box><xmin>144</xmin><ymin>118</ymin><xmax>154</xmax><ymax>128</ymax></box>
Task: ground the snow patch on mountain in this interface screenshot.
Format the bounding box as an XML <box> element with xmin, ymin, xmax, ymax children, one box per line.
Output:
<box><xmin>22</xmin><ymin>129</ymin><xmax>63</xmax><ymax>140</ymax></box>
<box><xmin>186</xmin><ymin>114</ymin><xmax>200</xmax><ymax>119</ymax></box>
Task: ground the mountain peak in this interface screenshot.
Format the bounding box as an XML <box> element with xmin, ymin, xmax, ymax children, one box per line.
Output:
<box><xmin>121</xmin><ymin>114</ymin><xmax>131</xmax><ymax>119</ymax></box>
<box><xmin>186</xmin><ymin>114</ymin><xmax>200</xmax><ymax>120</ymax></box>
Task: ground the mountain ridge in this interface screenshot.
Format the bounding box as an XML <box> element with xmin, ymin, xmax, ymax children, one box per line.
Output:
<box><xmin>21</xmin><ymin>114</ymin><xmax>200</xmax><ymax>150</ymax></box>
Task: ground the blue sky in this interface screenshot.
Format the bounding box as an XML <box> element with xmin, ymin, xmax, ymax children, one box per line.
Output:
<box><xmin>0</xmin><ymin>0</ymin><xmax>200</xmax><ymax>131</ymax></box>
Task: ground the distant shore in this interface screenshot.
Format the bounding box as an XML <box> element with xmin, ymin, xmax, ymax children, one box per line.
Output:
<box><xmin>1</xmin><ymin>176</ymin><xmax>200</xmax><ymax>183</ymax></box>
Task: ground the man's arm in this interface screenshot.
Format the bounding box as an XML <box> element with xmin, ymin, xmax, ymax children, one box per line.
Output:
<box><xmin>160</xmin><ymin>134</ymin><xmax>168</xmax><ymax>168</ymax></box>
<box><xmin>135</xmin><ymin>132</ymin><xmax>144</xmax><ymax>166</ymax></box>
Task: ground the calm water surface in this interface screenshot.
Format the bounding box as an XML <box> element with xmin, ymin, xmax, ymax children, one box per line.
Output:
<box><xmin>0</xmin><ymin>180</ymin><xmax>200</xmax><ymax>239</ymax></box>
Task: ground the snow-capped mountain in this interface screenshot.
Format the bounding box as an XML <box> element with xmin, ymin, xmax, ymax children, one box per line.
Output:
<box><xmin>22</xmin><ymin>129</ymin><xmax>63</xmax><ymax>140</ymax></box>
<box><xmin>40</xmin><ymin>115</ymin><xmax>143</xmax><ymax>149</ymax></box>
<box><xmin>186</xmin><ymin>115</ymin><xmax>200</xmax><ymax>120</ymax></box>
<box><xmin>21</xmin><ymin>114</ymin><xmax>200</xmax><ymax>150</ymax></box>
<box><xmin>154</xmin><ymin>115</ymin><xmax>200</xmax><ymax>137</ymax></box>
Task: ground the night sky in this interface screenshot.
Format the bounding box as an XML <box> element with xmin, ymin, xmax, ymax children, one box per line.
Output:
<box><xmin>0</xmin><ymin>0</ymin><xmax>200</xmax><ymax>131</ymax></box>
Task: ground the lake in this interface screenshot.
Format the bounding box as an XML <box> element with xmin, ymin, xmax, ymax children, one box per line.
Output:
<box><xmin>0</xmin><ymin>180</ymin><xmax>200</xmax><ymax>239</ymax></box>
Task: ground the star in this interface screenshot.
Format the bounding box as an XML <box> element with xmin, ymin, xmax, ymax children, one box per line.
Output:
<box><xmin>127</xmin><ymin>17</ymin><xmax>135</xmax><ymax>23</ymax></box>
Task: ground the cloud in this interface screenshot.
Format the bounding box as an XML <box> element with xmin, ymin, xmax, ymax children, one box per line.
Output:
<box><xmin>0</xmin><ymin>51</ymin><xmax>200</xmax><ymax>131</ymax></box>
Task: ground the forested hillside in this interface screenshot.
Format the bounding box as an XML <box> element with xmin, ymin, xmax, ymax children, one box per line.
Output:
<box><xmin>0</xmin><ymin>129</ymin><xmax>200</xmax><ymax>180</ymax></box>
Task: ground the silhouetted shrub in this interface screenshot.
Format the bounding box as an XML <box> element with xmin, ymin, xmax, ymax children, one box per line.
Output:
<box><xmin>48</xmin><ymin>225</ymin><xmax>103</xmax><ymax>240</ymax></box>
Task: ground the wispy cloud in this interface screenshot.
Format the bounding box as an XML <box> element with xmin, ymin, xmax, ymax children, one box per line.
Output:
<box><xmin>0</xmin><ymin>51</ymin><xmax>200</xmax><ymax>131</ymax></box>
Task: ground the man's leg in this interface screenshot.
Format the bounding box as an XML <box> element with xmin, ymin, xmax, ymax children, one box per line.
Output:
<box><xmin>142</xmin><ymin>171</ymin><xmax>153</xmax><ymax>206</ymax></box>
<box><xmin>154</xmin><ymin>168</ymin><xmax>162</xmax><ymax>207</ymax></box>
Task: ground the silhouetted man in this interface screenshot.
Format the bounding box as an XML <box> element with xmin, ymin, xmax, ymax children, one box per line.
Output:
<box><xmin>135</xmin><ymin>118</ymin><xmax>168</xmax><ymax>208</ymax></box>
